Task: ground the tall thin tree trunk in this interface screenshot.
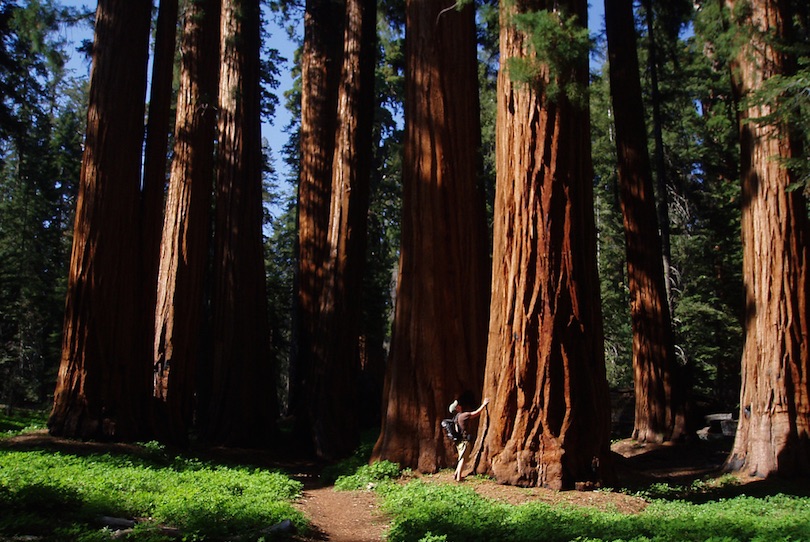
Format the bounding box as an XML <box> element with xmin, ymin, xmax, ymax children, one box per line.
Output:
<box><xmin>48</xmin><ymin>0</ymin><xmax>152</xmax><ymax>440</ymax></box>
<box><xmin>725</xmin><ymin>0</ymin><xmax>810</xmax><ymax>477</ymax></box>
<box><xmin>372</xmin><ymin>0</ymin><xmax>490</xmax><ymax>473</ymax></box>
<box><xmin>605</xmin><ymin>0</ymin><xmax>683</xmax><ymax>443</ymax></box>
<box><xmin>153</xmin><ymin>0</ymin><xmax>220</xmax><ymax>444</ymax></box>
<box><xmin>200</xmin><ymin>0</ymin><xmax>275</xmax><ymax>446</ymax></box>
<box><xmin>307</xmin><ymin>0</ymin><xmax>377</xmax><ymax>459</ymax></box>
<box><xmin>292</xmin><ymin>0</ymin><xmax>344</xmax><ymax>441</ymax></box>
<box><xmin>640</xmin><ymin>0</ymin><xmax>673</xmax><ymax>307</ymax></box>
<box><xmin>474</xmin><ymin>0</ymin><xmax>614</xmax><ymax>489</ymax></box>
<box><xmin>142</xmin><ymin>0</ymin><xmax>179</xmax><ymax>382</ymax></box>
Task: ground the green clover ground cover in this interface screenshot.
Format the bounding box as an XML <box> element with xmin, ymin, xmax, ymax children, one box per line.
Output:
<box><xmin>0</xmin><ymin>409</ymin><xmax>47</xmax><ymax>436</ymax></box>
<box><xmin>4</xmin><ymin>412</ymin><xmax>810</xmax><ymax>542</ymax></box>
<box><xmin>375</xmin><ymin>478</ymin><xmax>810</xmax><ymax>542</ymax></box>
<box><xmin>0</xmin><ymin>446</ymin><xmax>306</xmax><ymax>541</ymax></box>
<box><xmin>322</xmin><ymin>434</ymin><xmax>810</xmax><ymax>542</ymax></box>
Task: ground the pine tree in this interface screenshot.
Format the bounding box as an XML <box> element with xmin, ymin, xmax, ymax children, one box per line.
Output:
<box><xmin>0</xmin><ymin>1</ymin><xmax>82</xmax><ymax>408</ymax></box>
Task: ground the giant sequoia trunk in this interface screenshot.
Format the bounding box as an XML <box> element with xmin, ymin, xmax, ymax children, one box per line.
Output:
<box><xmin>153</xmin><ymin>0</ymin><xmax>220</xmax><ymax>444</ymax></box>
<box><xmin>725</xmin><ymin>0</ymin><xmax>810</xmax><ymax>477</ymax></box>
<box><xmin>473</xmin><ymin>0</ymin><xmax>614</xmax><ymax>489</ymax></box>
<box><xmin>307</xmin><ymin>0</ymin><xmax>376</xmax><ymax>459</ymax></box>
<box><xmin>605</xmin><ymin>0</ymin><xmax>683</xmax><ymax>443</ymax></box>
<box><xmin>49</xmin><ymin>0</ymin><xmax>152</xmax><ymax>440</ymax></box>
<box><xmin>199</xmin><ymin>0</ymin><xmax>276</xmax><ymax>446</ymax></box>
<box><xmin>293</xmin><ymin>0</ymin><xmax>344</xmax><ymax>438</ymax></box>
<box><xmin>372</xmin><ymin>0</ymin><xmax>490</xmax><ymax>472</ymax></box>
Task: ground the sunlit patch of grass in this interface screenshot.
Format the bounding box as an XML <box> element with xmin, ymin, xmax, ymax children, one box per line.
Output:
<box><xmin>0</xmin><ymin>407</ymin><xmax>48</xmax><ymax>436</ymax></box>
<box><xmin>334</xmin><ymin>460</ymin><xmax>403</xmax><ymax>491</ymax></box>
<box><xmin>376</xmin><ymin>477</ymin><xmax>810</xmax><ymax>542</ymax></box>
<box><xmin>0</xmin><ymin>447</ymin><xmax>306</xmax><ymax>540</ymax></box>
<box><xmin>319</xmin><ymin>428</ymin><xmax>380</xmax><ymax>485</ymax></box>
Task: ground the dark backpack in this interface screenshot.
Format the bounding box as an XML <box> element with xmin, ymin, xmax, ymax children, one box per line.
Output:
<box><xmin>441</xmin><ymin>415</ymin><xmax>463</xmax><ymax>443</ymax></box>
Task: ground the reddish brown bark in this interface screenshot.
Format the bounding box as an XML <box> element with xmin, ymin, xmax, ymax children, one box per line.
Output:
<box><xmin>199</xmin><ymin>0</ymin><xmax>275</xmax><ymax>446</ymax></box>
<box><xmin>372</xmin><ymin>0</ymin><xmax>490</xmax><ymax>473</ymax></box>
<box><xmin>48</xmin><ymin>0</ymin><xmax>152</xmax><ymax>440</ymax></box>
<box><xmin>153</xmin><ymin>0</ymin><xmax>220</xmax><ymax>444</ymax></box>
<box><xmin>293</xmin><ymin>0</ymin><xmax>344</xmax><ymax>434</ymax></box>
<box><xmin>473</xmin><ymin>0</ymin><xmax>614</xmax><ymax>489</ymax></box>
<box><xmin>307</xmin><ymin>0</ymin><xmax>376</xmax><ymax>459</ymax></box>
<box><xmin>141</xmin><ymin>0</ymin><xmax>179</xmax><ymax>377</ymax></box>
<box><xmin>639</xmin><ymin>0</ymin><xmax>673</xmax><ymax>304</ymax></box>
<box><xmin>605</xmin><ymin>0</ymin><xmax>683</xmax><ymax>443</ymax></box>
<box><xmin>725</xmin><ymin>0</ymin><xmax>810</xmax><ymax>477</ymax></box>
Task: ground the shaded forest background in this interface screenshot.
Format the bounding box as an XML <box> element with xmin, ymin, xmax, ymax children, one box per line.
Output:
<box><xmin>0</xmin><ymin>0</ymin><xmax>808</xmax><ymax>485</ymax></box>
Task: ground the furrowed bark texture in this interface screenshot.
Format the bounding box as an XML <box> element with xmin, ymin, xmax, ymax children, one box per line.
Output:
<box><xmin>639</xmin><ymin>0</ymin><xmax>673</xmax><ymax>305</ymax></box>
<box><xmin>474</xmin><ymin>0</ymin><xmax>614</xmax><ymax>489</ymax></box>
<box><xmin>308</xmin><ymin>0</ymin><xmax>376</xmax><ymax>459</ymax></box>
<box><xmin>142</xmin><ymin>0</ymin><xmax>179</xmax><ymax>379</ymax></box>
<box><xmin>725</xmin><ymin>0</ymin><xmax>810</xmax><ymax>477</ymax></box>
<box><xmin>201</xmin><ymin>0</ymin><xmax>275</xmax><ymax>446</ymax></box>
<box><xmin>293</xmin><ymin>0</ymin><xmax>344</xmax><ymax>435</ymax></box>
<box><xmin>49</xmin><ymin>0</ymin><xmax>152</xmax><ymax>440</ymax></box>
<box><xmin>372</xmin><ymin>0</ymin><xmax>490</xmax><ymax>472</ymax></box>
<box><xmin>153</xmin><ymin>0</ymin><xmax>221</xmax><ymax>444</ymax></box>
<box><xmin>605</xmin><ymin>0</ymin><xmax>683</xmax><ymax>443</ymax></box>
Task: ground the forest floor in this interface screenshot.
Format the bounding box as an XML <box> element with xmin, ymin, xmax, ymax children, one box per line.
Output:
<box><xmin>3</xmin><ymin>432</ymin><xmax>744</xmax><ymax>542</ymax></box>
<box><xmin>288</xmin><ymin>437</ymin><xmax>736</xmax><ymax>542</ymax></box>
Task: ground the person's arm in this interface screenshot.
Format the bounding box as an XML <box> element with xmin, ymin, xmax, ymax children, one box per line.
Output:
<box><xmin>470</xmin><ymin>398</ymin><xmax>490</xmax><ymax>418</ymax></box>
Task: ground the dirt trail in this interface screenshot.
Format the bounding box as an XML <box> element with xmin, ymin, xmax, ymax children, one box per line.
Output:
<box><xmin>3</xmin><ymin>431</ymin><xmax>741</xmax><ymax>541</ymax></box>
<box><xmin>289</xmin><ymin>437</ymin><xmax>736</xmax><ymax>541</ymax></box>
<box><xmin>294</xmin><ymin>481</ymin><xmax>388</xmax><ymax>542</ymax></box>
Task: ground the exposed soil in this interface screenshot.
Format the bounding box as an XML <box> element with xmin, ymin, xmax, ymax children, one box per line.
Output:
<box><xmin>292</xmin><ymin>479</ymin><xmax>388</xmax><ymax>542</ymax></box>
<box><xmin>289</xmin><ymin>437</ymin><xmax>738</xmax><ymax>541</ymax></box>
<box><xmin>2</xmin><ymin>431</ymin><xmax>750</xmax><ymax>542</ymax></box>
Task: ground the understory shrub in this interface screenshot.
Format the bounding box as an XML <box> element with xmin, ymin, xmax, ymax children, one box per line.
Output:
<box><xmin>334</xmin><ymin>459</ymin><xmax>402</xmax><ymax>490</ymax></box>
<box><xmin>320</xmin><ymin>429</ymin><xmax>378</xmax><ymax>485</ymax></box>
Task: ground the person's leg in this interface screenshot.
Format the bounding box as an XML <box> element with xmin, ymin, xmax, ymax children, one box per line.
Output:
<box><xmin>454</xmin><ymin>441</ymin><xmax>470</xmax><ymax>481</ymax></box>
<box><xmin>454</xmin><ymin>441</ymin><xmax>467</xmax><ymax>481</ymax></box>
<box><xmin>455</xmin><ymin>457</ymin><xmax>466</xmax><ymax>481</ymax></box>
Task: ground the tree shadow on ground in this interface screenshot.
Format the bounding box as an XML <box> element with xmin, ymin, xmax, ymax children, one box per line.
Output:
<box><xmin>6</xmin><ymin>430</ymin><xmax>810</xmax><ymax>507</ymax></box>
<box><xmin>612</xmin><ymin>437</ymin><xmax>810</xmax><ymax>502</ymax></box>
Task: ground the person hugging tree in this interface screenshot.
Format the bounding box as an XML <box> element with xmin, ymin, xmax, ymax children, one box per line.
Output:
<box><xmin>448</xmin><ymin>397</ymin><xmax>489</xmax><ymax>482</ymax></box>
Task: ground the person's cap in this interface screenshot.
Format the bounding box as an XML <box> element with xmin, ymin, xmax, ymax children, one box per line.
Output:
<box><xmin>448</xmin><ymin>400</ymin><xmax>459</xmax><ymax>413</ymax></box>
